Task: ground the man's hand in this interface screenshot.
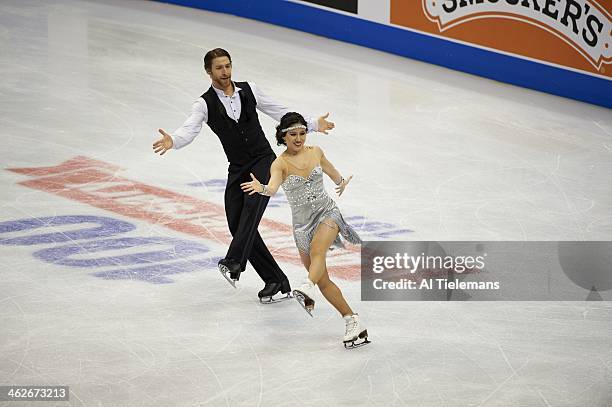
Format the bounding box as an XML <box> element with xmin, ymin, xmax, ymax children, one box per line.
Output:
<box><xmin>153</xmin><ymin>128</ymin><xmax>173</xmax><ymax>155</ymax></box>
<box><xmin>317</xmin><ymin>112</ymin><xmax>335</xmax><ymax>134</ymax></box>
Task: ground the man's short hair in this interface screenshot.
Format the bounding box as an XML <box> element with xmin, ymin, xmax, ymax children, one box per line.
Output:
<box><xmin>204</xmin><ymin>48</ymin><xmax>232</xmax><ymax>72</ymax></box>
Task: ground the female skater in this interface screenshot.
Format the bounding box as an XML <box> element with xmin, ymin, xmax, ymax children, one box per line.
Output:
<box><xmin>240</xmin><ymin>112</ymin><xmax>369</xmax><ymax>348</ymax></box>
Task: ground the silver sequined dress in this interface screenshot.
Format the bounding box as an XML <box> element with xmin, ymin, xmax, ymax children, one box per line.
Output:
<box><xmin>281</xmin><ymin>165</ymin><xmax>362</xmax><ymax>254</ymax></box>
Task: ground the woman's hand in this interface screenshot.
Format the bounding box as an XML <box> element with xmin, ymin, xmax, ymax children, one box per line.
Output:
<box><xmin>240</xmin><ymin>173</ymin><xmax>263</xmax><ymax>195</ymax></box>
<box><xmin>335</xmin><ymin>175</ymin><xmax>353</xmax><ymax>196</ymax></box>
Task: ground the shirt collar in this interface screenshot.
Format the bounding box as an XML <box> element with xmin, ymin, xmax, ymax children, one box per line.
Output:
<box><xmin>212</xmin><ymin>82</ymin><xmax>242</xmax><ymax>98</ymax></box>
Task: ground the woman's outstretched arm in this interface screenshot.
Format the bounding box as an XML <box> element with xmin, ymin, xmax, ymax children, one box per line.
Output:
<box><xmin>318</xmin><ymin>146</ymin><xmax>353</xmax><ymax>196</ymax></box>
<box><xmin>240</xmin><ymin>158</ymin><xmax>285</xmax><ymax>196</ymax></box>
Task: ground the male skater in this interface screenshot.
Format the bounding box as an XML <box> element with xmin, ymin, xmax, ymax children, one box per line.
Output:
<box><xmin>153</xmin><ymin>48</ymin><xmax>334</xmax><ymax>303</ymax></box>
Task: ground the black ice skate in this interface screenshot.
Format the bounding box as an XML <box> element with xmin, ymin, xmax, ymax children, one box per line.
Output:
<box><xmin>218</xmin><ymin>258</ymin><xmax>241</xmax><ymax>289</ymax></box>
<box><xmin>258</xmin><ymin>281</ymin><xmax>293</xmax><ymax>304</ymax></box>
<box><xmin>343</xmin><ymin>314</ymin><xmax>371</xmax><ymax>349</ymax></box>
<box><xmin>292</xmin><ymin>280</ymin><xmax>315</xmax><ymax>318</ymax></box>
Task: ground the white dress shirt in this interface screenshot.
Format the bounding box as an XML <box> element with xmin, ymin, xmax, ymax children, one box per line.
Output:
<box><xmin>170</xmin><ymin>82</ymin><xmax>319</xmax><ymax>150</ymax></box>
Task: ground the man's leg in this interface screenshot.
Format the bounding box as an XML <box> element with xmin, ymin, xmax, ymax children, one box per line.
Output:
<box><xmin>242</xmin><ymin>155</ymin><xmax>289</xmax><ymax>287</ymax></box>
<box><xmin>224</xmin><ymin>171</ymin><xmax>243</xmax><ymax>238</ymax></box>
<box><xmin>248</xmin><ymin>232</ymin><xmax>290</xmax><ymax>291</ymax></box>
<box><xmin>225</xmin><ymin>155</ymin><xmax>279</xmax><ymax>284</ymax></box>
<box><xmin>218</xmin><ymin>169</ymin><xmax>246</xmax><ymax>283</ymax></box>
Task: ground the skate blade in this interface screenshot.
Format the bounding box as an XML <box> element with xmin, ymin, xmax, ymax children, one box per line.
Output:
<box><xmin>259</xmin><ymin>293</ymin><xmax>293</xmax><ymax>304</ymax></box>
<box><xmin>218</xmin><ymin>265</ymin><xmax>237</xmax><ymax>289</ymax></box>
<box><xmin>292</xmin><ymin>290</ymin><xmax>314</xmax><ymax>318</ymax></box>
<box><xmin>344</xmin><ymin>330</ymin><xmax>371</xmax><ymax>349</ymax></box>
<box><xmin>344</xmin><ymin>338</ymin><xmax>371</xmax><ymax>349</ymax></box>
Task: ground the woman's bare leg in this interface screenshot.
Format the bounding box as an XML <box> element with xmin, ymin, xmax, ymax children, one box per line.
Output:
<box><xmin>308</xmin><ymin>220</ymin><xmax>354</xmax><ymax>316</ymax></box>
<box><xmin>299</xmin><ymin>252</ymin><xmax>311</xmax><ymax>272</ymax></box>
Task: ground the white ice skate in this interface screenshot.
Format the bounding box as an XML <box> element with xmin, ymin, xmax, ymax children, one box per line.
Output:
<box><xmin>292</xmin><ymin>280</ymin><xmax>315</xmax><ymax>317</ymax></box>
<box><xmin>343</xmin><ymin>314</ymin><xmax>370</xmax><ymax>349</ymax></box>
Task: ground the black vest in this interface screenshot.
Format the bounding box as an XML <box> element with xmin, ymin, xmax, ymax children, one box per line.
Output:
<box><xmin>202</xmin><ymin>82</ymin><xmax>273</xmax><ymax>165</ymax></box>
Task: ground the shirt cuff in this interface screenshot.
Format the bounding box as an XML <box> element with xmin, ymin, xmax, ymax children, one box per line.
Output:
<box><xmin>307</xmin><ymin>117</ymin><xmax>319</xmax><ymax>133</ymax></box>
<box><xmin>170</xmin><ymin>133</ymin><xmax>181</xmax><ymax>150</ymax></box>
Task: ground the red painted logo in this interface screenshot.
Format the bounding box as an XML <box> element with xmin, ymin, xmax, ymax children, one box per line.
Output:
<box><xmin>7</xmin><ymin>156</ymin><xmax>361</xmax><ymax>280</ymax></box>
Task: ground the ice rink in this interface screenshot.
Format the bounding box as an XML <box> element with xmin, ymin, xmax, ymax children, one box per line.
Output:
<box><xmin>1</xmin><ymin>0</ymin><xmax>611</xmax><ymax>406</ymax></box>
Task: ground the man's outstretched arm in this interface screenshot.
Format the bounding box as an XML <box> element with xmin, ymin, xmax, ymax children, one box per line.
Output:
<box><xmin>153</xmin><ymin>99</ymin><xmax>208</xmax><ymax>155</ymax></box>
<box><xmin>250</xmin><ymin>82</ymin><xmax>335</xmax><ymax>134</ymax></box>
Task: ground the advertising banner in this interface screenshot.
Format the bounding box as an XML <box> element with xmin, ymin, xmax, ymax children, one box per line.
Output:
<box><xmin>391</xmin><ymin>0</ymin><xmax>612</xmax><ymax>78</ymax></box>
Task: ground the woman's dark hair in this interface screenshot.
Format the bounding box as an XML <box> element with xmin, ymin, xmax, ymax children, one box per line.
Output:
<box><xmin>276</xmin><ymin>112</ymin><xmax>308</xmax><ymax>146</ymax></box>
<box><xmin>204</xmin><ymin>48</ymin><xmax>231</xmax><ymax>72</ymax></box>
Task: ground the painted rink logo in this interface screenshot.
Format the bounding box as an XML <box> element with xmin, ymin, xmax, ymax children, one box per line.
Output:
<box><xmin>423</xmin><ymin>0</ymin><xmax>612</xmax><ymax>69</ymax></box>
<box><xmin>5</xmin><ymin>156</ymin><xmax>412</xmax><ymax>282</ymax></box>
<box><xmin>0</xmin><ymin>215</ymin><xmax>216</xmax><ymax>284</ymax></box>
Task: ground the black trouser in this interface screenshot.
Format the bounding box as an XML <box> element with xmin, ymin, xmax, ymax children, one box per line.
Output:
<box><xmin>224</xmin><ymin>153</ymin><xmax>287</xmax><ymax>284</ymax></box>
